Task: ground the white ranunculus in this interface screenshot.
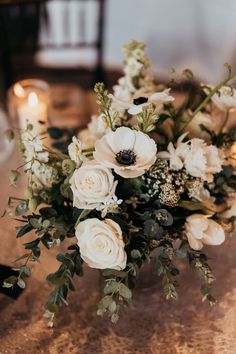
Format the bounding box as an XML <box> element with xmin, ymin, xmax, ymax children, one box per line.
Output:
<box><xmin>184</xmin><ymin>141</ymin><xmax>222</xmax><ymax>182</ymax></box>
<box><xmin>68</xmin><ymin>136</ymin><xmax>86</xmax><ymax>167</ymax></box>
<box><xmin>205</xmin><ymin>85</ymin><xmax>236</xmax><ymax>111</ymax></box>
<box><xmin>109</xmin><ymin>89</ymin><xmax>174</xmax><ymax>115</ymax></box>
<box><xmin>32</xmin><ymin>161</ymin><xmax>58</xmax><ymax>188</ymax></box>
<box><xmin>185</xmin><ymin>214</ymin><xmax>225</xmax><ymax>250</ymax></box>
<box><xmin>157</xmin><ymin>133</ymin><xmax>222</xmax><ymax>181</ymax></box>
<box><xmin>76</xmin><ymin>218</ymin><xmax>127</xmax><ymax>270</ymax></box>
<box><xmin>183</xmin><ymin>112</ymin><xmax>215</xmax><ymax>140</ymax></box>
<box><xmin>69</xmin><ymin>160</ymin><xmax>118</xmax><ymax>209</ymax></box>
<box><xmin>94</xmin><ymin>127</ymin><xmax>157</xmax><ymax>178</ymax></box>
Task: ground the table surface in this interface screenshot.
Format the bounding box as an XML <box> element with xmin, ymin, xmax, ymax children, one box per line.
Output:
<box><xmin>1</xmin><ymin>87</ymin><xmax>236</xmax><ymax>354</ymax></box>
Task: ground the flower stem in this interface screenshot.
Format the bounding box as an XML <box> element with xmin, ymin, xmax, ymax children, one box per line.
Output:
<box><xmin>178</xmin><ymin>71</ymin><xmax>236</xmax><ymax>134</ymax></box>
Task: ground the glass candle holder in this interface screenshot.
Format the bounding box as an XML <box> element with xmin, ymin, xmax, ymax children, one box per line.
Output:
<box><xmin>8</xmin><ymin>79</ymin><xmax>51</xmax><ymax>136</ymax></box>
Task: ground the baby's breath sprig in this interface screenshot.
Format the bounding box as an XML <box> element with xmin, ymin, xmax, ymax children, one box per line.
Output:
<box><xmin>134</xmin><ymin>104</ymin><xmax>159</xmax><ymax>133</ymax></box>
<box><xmin>94</xmin><ymin>83</ymin><xmax>117</xmax><ymax>131</ymax></box>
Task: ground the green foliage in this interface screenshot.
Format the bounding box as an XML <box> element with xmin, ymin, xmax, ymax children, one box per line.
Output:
<box><xmin>94</xmin><ymin>82</ymin><xmax>118</xmax><ymax>131</ymax></box>
<box><xmin>134</xmin><ymin>104</ymin><xmax>159</xmax><ymax>133</ymax></box>
<box><xmin>45</xmin><ymin>246</ymin><xmax>83</xmax><ymax>325</ymax></box>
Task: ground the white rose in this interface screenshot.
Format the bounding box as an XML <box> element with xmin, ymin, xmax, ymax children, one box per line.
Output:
<box><xmin>69</xmin><ymin>160</ymin><xmax>118</xmax><ymax>209</ymax></box>
<box><xmin>94</xmin><ymin>127</ymin><xmax>157</xmax><ymax>178</ymax></box>
<box><xmin>68</xmin><ymin>136</ymin><xmax>86</xmax><ymax>167</ymax></box>
<box><xmin>185</xmin><ymin>214</ymin><xmax>225</xmax><ymax>250</ymax></box>
<box><xmin>76</xmin><ymin>218</ymin><xmax>127</xmax><ymax>270</ymax></box>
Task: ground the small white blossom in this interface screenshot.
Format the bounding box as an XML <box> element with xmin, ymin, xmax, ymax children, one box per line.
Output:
<box><xmin>21</xmin><ymin>131</ymin><xmax>49</xmax><ymax>165</ymax></box>
<box><xmin>96</xmin><ymin>195</ymin><xmax>123</xmax><ymax>218</ymax></box>
<box><xmin>32</xmin><ymin>161</ymin><xmax>58</xmax><ymax>188</ymax></box>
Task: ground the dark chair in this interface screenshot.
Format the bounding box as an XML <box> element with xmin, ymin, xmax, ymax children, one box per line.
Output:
<box><xmin>0</xmin><ymin>0</ymin><xmax>106</xmax><ymax>93</ymax></box>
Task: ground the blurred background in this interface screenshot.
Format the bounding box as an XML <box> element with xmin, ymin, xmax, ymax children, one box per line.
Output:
<box><xmin>1</xmin><ymin>0</ymin><xmax>236</xmax><ymax>163</ymax></box>
<box><xmin>1</xmin><ymin>0</ymin><xmax>236</xmax><ymax>98</ymax></box>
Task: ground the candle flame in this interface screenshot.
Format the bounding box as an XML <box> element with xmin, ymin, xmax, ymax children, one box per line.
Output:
<box><xmin>28</xmin><ymin>92</ymin><xmax>38</xmax><ymax>107</ymax></box>
<box><xmin>13</xmin><ymin>83</ymin><xmax>25</xmax><ymax>98</ymax></box>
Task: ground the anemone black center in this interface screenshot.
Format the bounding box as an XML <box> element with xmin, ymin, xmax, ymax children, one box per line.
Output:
<box><xmin>133</xmin><ymin>97</ymin><xmax>148</xmax><ymax>105</ymax></box>
<box><xmin>115</xmin><ymin>149</ymin><xmax>136</xmax><ymax>166</ymax></box>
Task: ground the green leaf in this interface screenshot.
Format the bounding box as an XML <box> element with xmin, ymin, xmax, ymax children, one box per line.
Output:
<box><xmin>16</xmin><ymin>224</ymin><xmax>33</xmax><ymax>238</ymax></box>
<box><xmin>39</xmin><ymin>207</ymin><xmax>57</xmax><ymax>217</ymax></box>
<box><xmin>24</xmin><ymin>238</ymin><xmax>40</xmax><ymax>250</ymax></box>
<box><xmin>118</xmin><ymin>283</ymin><xmax>132</xmax><ymax>299</ymax></box>
<box><xmin>22</xmin><ymin>266</ymin><xmax>31</xmax><ymax>277</ymax></box>
<box><xmin>131</xmin><ymin>249</ymin><xmax>142</xmax><ymax>259</ymax></box>
<box><xmin>104</xmin><ymin>280</ymin><xmax>118</xmax><ymax>295</ymax></box>
<box><xmin>17</xmin><ymin>278</ymin><xmax>26</xmax><ymax>289</ymax></box>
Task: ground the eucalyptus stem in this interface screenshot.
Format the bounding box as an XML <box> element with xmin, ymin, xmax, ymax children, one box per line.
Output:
<box><xmin>179</xmin><ymin>71</ymin><xmax>236</xmax><ymax>134</ymax></box>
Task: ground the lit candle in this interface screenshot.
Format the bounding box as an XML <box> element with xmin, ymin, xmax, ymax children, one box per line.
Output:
<box><xmin>17</xmin><ymin>91</ymin><xmax>48</xmax><ymax>136</ymax></box>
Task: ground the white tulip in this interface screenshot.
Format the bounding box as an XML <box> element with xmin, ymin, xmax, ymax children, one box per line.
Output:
<box><xmin>69</xmin><ymin>160</ymin><xmax>118</xmax><ymax>210</ymax></box>
<box><xmin>185</xmin><ymin>214</ymin><xmax>225</xmax><ymax>250</ymax></box>
<box><xmin>76</xmin><ymin>218</ymin><xmax>127</xmax><ymax>270</ymax></box>
<box><xmin>94</xmin><ymin>127</ymin><xmax>157</xmax><ymax>178</ymax></box>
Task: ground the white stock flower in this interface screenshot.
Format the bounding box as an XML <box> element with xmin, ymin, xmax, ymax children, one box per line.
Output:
<box><xmin>205</xmin><ymin>85</ymin><xmax>236</xmax><ymax>111</ymax></box>
<box><xmin>185</xmin><ymin>214</ymin><xmax>225</xmax><ymax>250</ymax></box>
<box><xmin>157</xmin><ymin>133</ymin><xmax>222</xmax><ymax>181</ymax></box>
<box><xmin>68</xmin><ymin>136</ymin><xmax>86</xmax><ymax>167</ymax></box>
<box><xmin>21</xmin><ymin>131</ymin><xmax>49</xmax><ymax>164</ymax></box>
<box><xmin>94</xmin><ymin>127</ymin><xmax>157</xmax><ymax>178</ymax></box>
<box><xmin>69</xmin><ymin>160</ymin><xmax>118</xmax><ymax>210</ymax></box>
<box><xmin>124</xmin><ymin>57</ymin><xmax>143</xmax><ymax>77</ymax></box>
<box><xmin>76</xmin><ymin>218</ymin><xmax>127</xmax><ymax>270</ymax></box>
<box><xmin>183</xmin><ymin>112</ymin><xmax>215</xmax><ymax>140</ymax></box>
<box><xmin>109</xmin><ymin>89</ymin><xmax>174</xmax><ymax>115</ymax></box>
<box><xmin>32</xmin><ymin>161</ymin><xmax>58</xmax><ymax>188</ymax></box>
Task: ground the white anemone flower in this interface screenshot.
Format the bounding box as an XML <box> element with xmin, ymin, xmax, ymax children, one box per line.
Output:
<box><xmin>93</xmin><ymin>127</ymin><xmax>157</xmax><ymax>178</ymax></box>
<box><xmin>109</xmin><ymin>89</ymin><xmax>174</xmax><ymax>115</ymax></box>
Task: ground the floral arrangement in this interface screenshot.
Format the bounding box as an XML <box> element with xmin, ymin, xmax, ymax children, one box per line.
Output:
<box><xmin>3</xmin><ymin>40</ymin><xmax>236</xmax><ymax>326</ymax></box>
